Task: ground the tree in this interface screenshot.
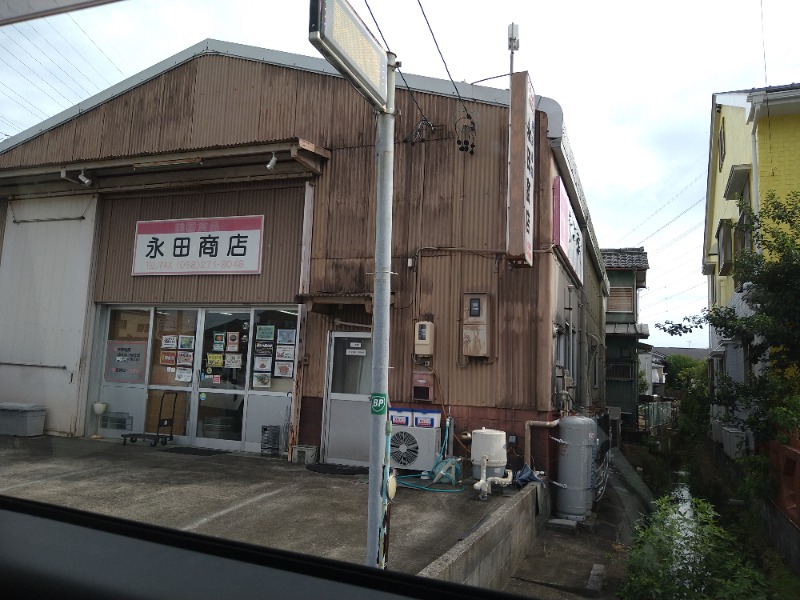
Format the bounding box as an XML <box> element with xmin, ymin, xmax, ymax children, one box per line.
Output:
<box><xmin>656</xmin><ymin>191</ymin><xmax>800</xmax><ymax>444</ymax></box>
<box><xmin>663</xmin><ymin>355</ymin><xmax>710</xmax><ymax>439</ymax></box>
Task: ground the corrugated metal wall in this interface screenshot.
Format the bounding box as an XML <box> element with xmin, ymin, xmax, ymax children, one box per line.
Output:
<box><xmin>94</xmin><ymin>183</ymin><xmax>305</xmax><ymax>304</ymax></box>
<box><xmin>0</xmin><ymin>56</ymin><xmax>379</xmax><ymax>169</ymax></box>
<box><xmin>0</xmin><ymin>50</ymin><xmax>588</xmax><ymax>416</ymax></box>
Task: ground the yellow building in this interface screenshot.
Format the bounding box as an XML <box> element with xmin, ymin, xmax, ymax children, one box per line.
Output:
<box><xmin>704</xmin><ymin>85</ymin><xmax>800</xmax><ymax>548</ymax></box>
<box><xmin>704</xmin><ymin>84</ymin><xmax>800</xmax><ymax>386</ymax></box>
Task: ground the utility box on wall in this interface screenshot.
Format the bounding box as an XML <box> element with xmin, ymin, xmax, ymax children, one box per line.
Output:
<box><xmin>414</xmin><ymin>321</ymin><xmax>435</xmax><ymax>356</ymax></box>
<box><xmin>411</xmin><ymin>371</ymin><xmax>435</xmax><ymax>402</ymax></box>
<box><xmin>462</xmin><ymin>293</ymin><xmax>491</xmax><ymax>357</ymax></box>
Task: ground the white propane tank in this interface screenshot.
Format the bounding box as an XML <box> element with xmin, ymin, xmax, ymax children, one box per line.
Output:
<box><xmin>555</xmin><ymin>415</ymin><xmax>597</xmax><ymax>521</ymax></box>
<box><xmin>470</xmin><ymin>428</ymin><xmax>506</xmax><ymax>479</ymax></box>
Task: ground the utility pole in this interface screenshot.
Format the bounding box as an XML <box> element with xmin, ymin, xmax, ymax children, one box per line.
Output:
<box><xmin>309</xmin><ymin>0</ymin><xmax>396</xmax><ymax>569</ymax></box>
<box><xmin>366</xmin><ymin>52</ymin><xmax>397</xmax><ymax>569</ymax></box>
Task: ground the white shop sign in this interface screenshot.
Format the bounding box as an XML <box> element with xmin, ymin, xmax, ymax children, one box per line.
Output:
<box><xmin>132</xmin><ymin>215</ymin><xmax>263</xmax><ymax>276</ymax></box>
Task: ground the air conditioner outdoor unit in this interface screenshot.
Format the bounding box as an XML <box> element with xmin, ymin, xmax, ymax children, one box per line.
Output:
<box><xmin>390</xmin><ymin>426</ymin><xmax>442</xmax><ymax>472</ymax></box>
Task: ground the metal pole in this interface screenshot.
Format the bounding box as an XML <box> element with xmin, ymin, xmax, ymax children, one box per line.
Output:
<box><xmin>366</xmin><ymin>51</ymin><xmax>396</xmax><ymax>569</ymax></box>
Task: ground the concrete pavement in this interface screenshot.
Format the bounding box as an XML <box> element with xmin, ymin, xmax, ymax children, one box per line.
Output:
<box><xmin>1</xmin><ymin>436</ymin><xmax>653</xmax><ymax>597</ymax></box>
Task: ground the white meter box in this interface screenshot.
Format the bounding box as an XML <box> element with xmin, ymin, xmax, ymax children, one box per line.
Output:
<box><xmin>462</xmin><ymin>293</ymin><xmax>491</xmax><ymax>357</ymax></box>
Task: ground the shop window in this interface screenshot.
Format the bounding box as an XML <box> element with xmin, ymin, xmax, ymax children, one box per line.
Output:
<box><xmin>250</xmin><ymin>308</ymin><xmax>299</xmax><ymax>394</ymax></box>
<box><xmin>104</xmin><ymin>309</ymin><xmax>150</xmax><ymax>384</ymax></box>
<box><xmin>199</xmin><ymin>310</ymin><xmax>251</xmax><ymax>391</ymax></box>
<box><xmin>149</xmin><ymin>309</ymin><xmax>198</xmax><ymax>386</ymax></box>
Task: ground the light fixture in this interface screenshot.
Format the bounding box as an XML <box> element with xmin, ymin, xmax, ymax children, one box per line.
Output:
<box><xmin>266</xmin><ymin>152</ymin><xmax>277</xmax><ymax>170</ymax></box>
<box><xmin>78</xmin><ymin>169</ymin><xmax>92</xmax><ymax>186</ymax></box>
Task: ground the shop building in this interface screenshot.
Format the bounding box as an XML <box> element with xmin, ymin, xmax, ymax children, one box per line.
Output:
<box><xmin>0</xmin><ymin>40</ymin><xmax>607</xmax><ymax>476</ymax></box>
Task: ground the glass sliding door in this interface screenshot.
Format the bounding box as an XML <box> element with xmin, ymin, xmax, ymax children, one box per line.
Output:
<box><xmin>147</xmin><ymin>308</ymin><xmax>197</xmax><ymax>438</ymax></box>
<box><xmin>194</xmin><ymin>309</ymin><xmax>250</xmax><ymax>447</ymax></box>
<box><xmin>242</xmin><ymin>308</ymin><xmax>300</xmax><ymax>453</ymax></box>
<box><xmin>93</xmin><ymin>308</ymin><xmax>151</xmax><ymax>438</ymax></box>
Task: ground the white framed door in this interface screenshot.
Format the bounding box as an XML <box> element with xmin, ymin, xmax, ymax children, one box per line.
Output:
<box><xmin>190</xmin><ymin>308</ymin><xmax>252</xmax><ymax>450</ymax></box>
<box><xmin>321</xmin><ymin>332</ymin><xmax>373</xmax><ymax>466</ymax></box>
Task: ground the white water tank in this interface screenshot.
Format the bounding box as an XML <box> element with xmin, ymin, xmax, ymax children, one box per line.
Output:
<box><xmin>471</xmin><ymin>428</ymin><xmax>506</xmax><ymax>479</ymax></box>
<box><xmin>555</xmin><ymin>416</ymin><xmax>597</xmax><ymax>521</ymax></box>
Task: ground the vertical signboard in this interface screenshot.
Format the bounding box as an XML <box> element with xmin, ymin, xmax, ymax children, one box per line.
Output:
<box><xmin>508</xmin><ymin>71</ymin><xmax>536</xmax><ymax>266</ymax></box>
<box><xmin>552</xmin><ymin>176</ymin><xmax>584</xmax><ymax>283</ymax></box>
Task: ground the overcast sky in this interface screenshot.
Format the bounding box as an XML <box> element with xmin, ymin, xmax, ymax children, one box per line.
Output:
<box><xmin>2</xmin><ymin>0</ymin><xmax>799</xmax><ymax>349</ymax></box>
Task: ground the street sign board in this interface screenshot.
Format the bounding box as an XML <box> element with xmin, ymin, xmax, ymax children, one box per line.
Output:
<box><xmin>309</xmin><ymin>0</ymin><xmax>388</xmax><ymax>111</ymax></box>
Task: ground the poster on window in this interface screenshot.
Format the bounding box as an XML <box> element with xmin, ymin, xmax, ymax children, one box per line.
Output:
<box><xmin>206</xmin><ymin>353</ymin><xmax>223</xmax><ymax>368</ymax></box>
<box><xmin>178</xmin><ymin>335</ymin><xmax>195</xmax><ymax>350</ymax></box>
<box><xmin>161</xmin><ymin>335</ymin><xmax>177</xmax><ymax>349</ymax></box>
<box><xmin>256</xmin><ymin>325</ymin><xmax>275</xmax><ymax>341</ymax></box>
<box><xmin>274</xmin><ymin>361</ymin><xmax>294</xmax><ymax>378</ymax></box>
<box><xmin>105</xmin><ymin>341</ymin><xmax>147</xmax><ymax>383</ymax></box>
<box><xmin>176</xmin><ymin>351</ymin><xmax>194</xmax><ymax>366</ymax></box>
<box><xmin>160</xmin><ymin>351</ymin><xmax>176</xmax><ymax>366</ymax></box>
<box><xmin>175</xmin><ymin>367</ymin><xmax>193</xmax><ymax>382</ymax></box>
<box><xmin>253</xmin><ymin>356</ymin><xmax>272</xmax><ymax>372</ymax></box>
<box><xmin>253</xmin><ymin>373</ymin><xmax>272</xmax><ymax>388</ymax></box>
<box><xmin>224</xmin><ymin>353</ymin><xmax>242</xmax><ymax>369</ymax></box>
<box><xmin>276</xmin><ymin>329</ymin><xmax>296</xmax><ymax>345</ymax></box>
<box><xmin>226</xmin><ymin>332</ymin><xmax>239</xmax><ymax>352</ymax></box>
<box><xmin>212</xmin><ymin>332</ymin><xmax>225</xmax><ymax>351</ymax></box>
<box><xmin>254</xmin><ymin>341</ymin><xmax>273</xmax><ymax>356</ymax></box>
<box><xmin>275</xmin><ymin>345</ymin><xmax>295</xmax><ymax>361</ymax></box>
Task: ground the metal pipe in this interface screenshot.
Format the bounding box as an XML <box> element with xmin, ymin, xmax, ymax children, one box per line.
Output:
<box><xmin>524</xmin><ymin>418</ymin><xmax>560</xmax><ymax>472</ymax></box>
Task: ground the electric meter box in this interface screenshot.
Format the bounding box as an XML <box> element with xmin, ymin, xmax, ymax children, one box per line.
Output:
<box><xmin>462</xmin><ymin>293</ymin><xmax>491</xmax><ymax>357</ymax></box>
<box><xmin>414</xmin><ymin>321</ymin><xmax>435</xmax><ymax>356</ymax></box>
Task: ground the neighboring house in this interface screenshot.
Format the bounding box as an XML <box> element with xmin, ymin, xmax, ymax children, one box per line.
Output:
<box><xmin>0</xmin><ymin>40</ymin><xmax>608</xmax><ymax>480</ymax></box>
<box><xmin>602</xmin><ymin>247</ymin><xmax>649</xmax><ymax>429</ymax></box>
<box><xmin>704</xmin><ymin>83</ymin><xmax>800</xmax><ymax>568</ymax></box>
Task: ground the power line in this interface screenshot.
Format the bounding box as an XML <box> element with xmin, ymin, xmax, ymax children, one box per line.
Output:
<box><xmin>618</xmin><ymin>170</ymin><xmax>705</xmax><ymax>242</ymax></box>
<box><xmin>0</xmin><ymin>55</ymin><xmax>67</xmax><ymax>115</ymax></box>
<box><xmin>23</xmin><ymin>21</ymin><xmax>96</xmax><ymax>97</ymax></box>
<box><xmin>652</xmin><ymin>222</ymin><xmax>703</xmax><ymax>252</ymax></box>
<box><xmin>67</xmin><ymin>13</ymin><xmax>124</xmax><ymax>80</ymax></box>
<box><xmin>41</xmin><ymin>18</ymin><xmax>107</xmax><ymax>92</ymax></box>
<box><xmin>0</xmin><ymin>30</ymin><xmax>81</xmax><ymax>105</ymax></box>
<box><xmin>416</xmin><ymin>0</ymin><xmax>470</xmax><ymax>116</ymax></box>
<box><xmin>635</xmin><ymin>196</ymin><xmax>704</xmax><ymax>245</ymax></box>
<box><xmin>363</xmin><ymin>0</ymin><xmax>429</xmax><ymax>124</ymax></box>
<box><xmin>643</xmin><ymin>282</ymin><xmax>706</xmax><ymax>308</ymax></box>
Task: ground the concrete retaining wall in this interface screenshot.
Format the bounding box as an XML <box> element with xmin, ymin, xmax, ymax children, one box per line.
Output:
<box><xmin>417</xmin><ymin>482</ymin><xmax>544</xmax><ymax>589</ymax></box>
<box><xmin>759</xmin><ymin>500</ymin><xmax>800</xmax><ymax>576</ymax></box>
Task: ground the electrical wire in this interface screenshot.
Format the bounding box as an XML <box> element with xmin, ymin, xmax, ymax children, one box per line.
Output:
<box><xmin>0</xmin><ymin>51</ymin><xmax>70</xmax><ymax>112</ymax></box>
<box><xmin>644</xmin><ymin>282</ymin><xmax>706</xmax><ymax>308</ymax></box>
<box><xmin>635</xmin><ymin>197</ymin><xmax>704</xmax><ymax>245</ymax></box>
<box><xmin>67</xmin><ymin>13</ymin><xmax>124</xmax><ymax>81</ymax></box>
<box><xmin>362</xmin><ymin>1</ymin><xmax>430</xmax><ymax>125</ymax></box>
<box><xmin>415</xmin><ymin>0</ymin><xmax>470</xmax><ymax>117</ymax></box>
<box><xmin>617</xmin><ymin>170</ymin><xmax>705</xmax><ymax>242</ymax></box>
<box><xmin>23</xmin><ymin>21</ymin><xmax>96</xmax><ymax>96</ymax></box>
<box><xmin>0</xmin><ymin>80</ymin><xmax>50</xmax><ymax>120</ymax></box>
<box><xmin>0</xmin><ymin>31</ymin><xmax>81</xmax><ymax>105</ymax></box>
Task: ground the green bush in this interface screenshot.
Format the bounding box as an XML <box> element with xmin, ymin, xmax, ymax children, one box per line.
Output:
<box><xmin>621</xmin><ymin>496</ymin><xmax>767</xmax><ymax>599</ymax></box>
